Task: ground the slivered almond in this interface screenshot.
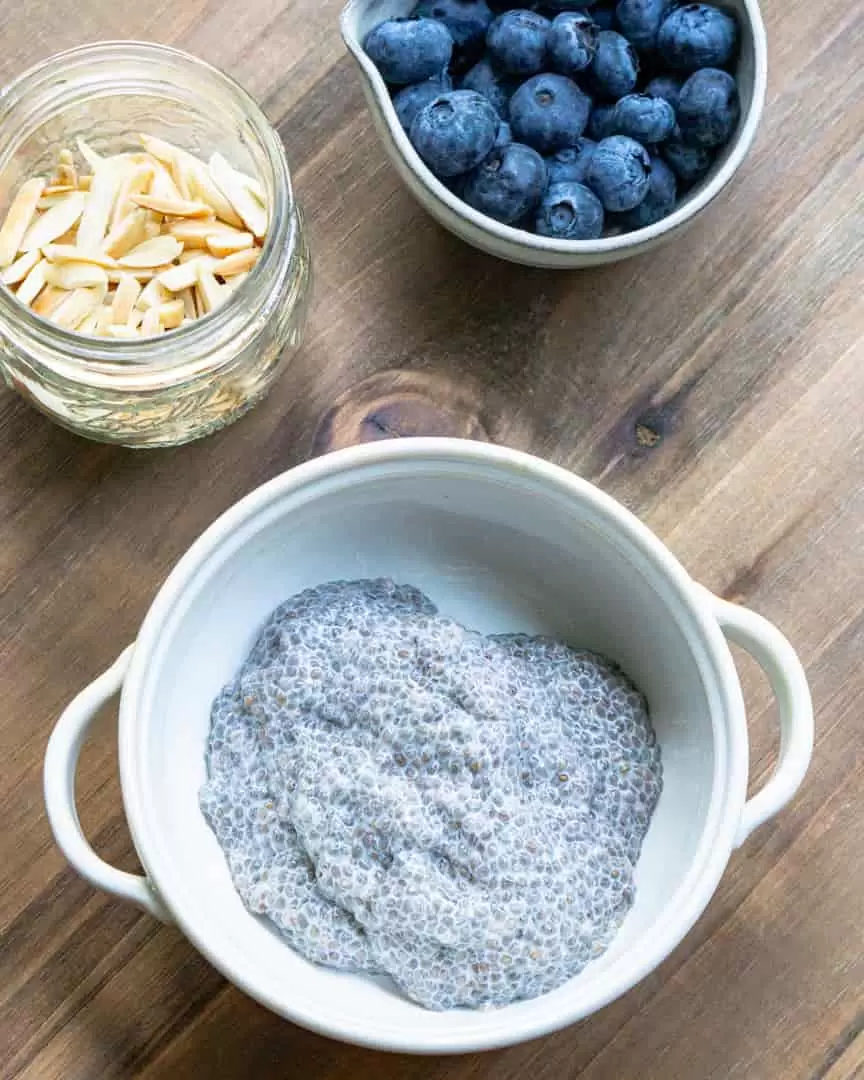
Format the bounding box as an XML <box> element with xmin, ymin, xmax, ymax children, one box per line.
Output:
<box><xmin>157</xmin><ymin>256</ymin><xmax>216</xmax><ymax>292</ymax></box>
<box><xmin>15</xmin><ymin>259</ymin><xmax>48</xmax><ymax>305</ymax></box>
<box><xmin>158</xmin><ymin>298</ymin><xmax>185</xmax><ymax>329</ymax></box>
<box><xmin>149</xmin><ymin>161</ymin><xmax>182</xmax><ymax>202</ymax></box>
<box><xmin>209</xmin><ymin>153</ymin><xmax>267</xmax><ymax>237</ymax></box>
<box><xmin>186</xmin><ymin>162</ymin><xmax>244</xmax><ymax>228</ymax></box>
<box><xmin>52</xmin><ymin>286</ymin><xmax>103</xmax><ymax>330</ymax></box>
<box><xmin>94</xmin><ymin>305</ymin><xmax>115</xmax><ymax>333</ymax></box>
<box><xmin>106</xmin><ymin>324</ymin><xmax>141</xmax><ymax>339</ymax></box>
<box><xmin>167</xmin><ymin>220</ymin><xmax>223</xmax><ymax>249</ymax></box>
<box><xmin>127</xmin><ymin>307</ymin><xmax>144</xmax><ymax>330</ymax></box>
<box><xmin>180</xmin><ymin>287</ymin><xmax>196</xmax><ymax>319</ymax></box>
<box><xmin>211</xmin><ymin>248</ymin><xmax>259</xmax><ymax>277</ymax></box>
<box><xmin>55</xmin><ymin>149</ymin><xmax>77</xmax><ymax>188</ymax></box>
<box><xmin>77</xmin><ymin>311</ymin><xmax>99</xmax><ymax>335</ymax></box>
<box><xmin>20</xmin><ymin>191</ymin><xmax>87</xmax><ymax>251</ymax></box>
<box><xmin>76</xmin><ymin>137</ymin><xmax>104</xmax><ymax>171</ymax></box>
<box><xmin>117</xmin><ymin>235</ymin><xmax>182</xmax><ymax>269</ymax></box>
<box><xmin>130</xmin><ymin>193</ymin><xmax>212</xmax><ymax>218</ymax></box>
<box><xmin>141</xmin><ymin>306</ymin><xmax>162</xmax><ymax>336</ymax></box>
<box><xmin>31</xmin><ymin>284</ymin><xmax>66</xmax><ymax>316</ymax></box>
<box><xmin>44</xmin><ymin>261</ymin><xmax>109</xmax><ymax>290</ymax></box>
<box><xmin>1</xmin><ymin>248</ymin><xmax>41</xmax><ymax>286</ymax></box>
<box><xmin>102</xmin><ymin>209</ymin><xmax>149</xmax><ymax>258</ymax></box>
<box><xmin>196</xmin><ymin>264</ymin><xmax>228</xmax><ymax>314</ymax></box>
<box><xmin>42</xmin><ymin>244</ymin><xmax>117</xmax><ymax>268</ymax></box>
<box><xmin>111</xmin><ymin>163</ymin><xmax>155</xmax><ymax>229</ymax></box>
<box><xmin>206</xmin><ymin>230</ymin><xmax>254</xmax><ymax>257</ymax></box>
<box><xmin>106</xmin><ymin>266</ymin><xmax>162</xmax><ymax>284</ymax></box>
<box><xmin>0</xmin><ymin>177</ymin><xmax>47</xmax><ymax>265</ymax></box>
<box><xmin>137</xmin><ymin>278</ymin><xmax>168</xmax><ymax>311</ymax></box>
<box><xmin>77</xmin><ymin>159</ymin><xmax>124</xmax><ymax>251</ymax></box>
<box><xmin>111</xmin><ymin>273</ymin><xmax>141</xmax><ymax>323</ymax></box>
<box><xmin>239</xmin><ymin>171</ymin><xmax>265</xmax><ymax>205</ymax></box>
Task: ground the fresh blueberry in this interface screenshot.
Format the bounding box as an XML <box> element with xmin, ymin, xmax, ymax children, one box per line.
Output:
<box><xmin>612</xmin><ymin>93</ymin><xmax>676</xmax><ymax>142</ymax></box>
<box><xmin>587</xmin><ymin>103</ymin><xmax>618</xmax><ymax>140</ymax></box>
<box><xmin>535</xmin><ymin>181</ymin><xmax>605</xmax><ymax>239</ymax></box>
<box><xmin>414</xmin><ymin>0</ymin><xmax>494</xmax><ymax>72</ymax></box>
<box><xmin>676</xmin><ymin>67</ymin><xmax>740</xmax><ymax>146</ymax></box>
<box><xmin>546</xmin><ymin>138</ymin><xmax>597</xmax><ymax>184</ymax></box>
<box><xmin>548</xmin><ymin>12</ymin><xmax>599</xmax><ymax>75</ymax></box>
<box><xmin>616</xmin><ymin>154</ymin><xmax>676</xmax><ymax>227</ymax></box>
<box><xmin>486</xmin><ymin>10</ymin><xmax>551</xmax><ymax>76</ymax></box>
<box><xmin>410</xmin><ymin>90</ymin><xmax>500</xmax><ymax>175</ymax></box>
<box><xmin>365</xmin><ymin>17</ymin><xmax>454</xmax><ymax>85</ymax></box>
<box><xmin>463</xmin><ymin>142</ymin><xmax>548</xmax><ymax>223</ymax></box>
<box><xmin>586</xmin><ymin>134</ymin><xmax>651</xmax><ymax>210</ymax></box>
<box><xmin>494</xmin><ymin>119</ymin><xmax>514</xmax><ymax>147</ymax></box>
<box><xmin>644</xmin><ymin>73</ymin><xmax>684</xmax><ymax>111</ymax></box>
<box><xmin>509</xmin><ymin>72</ymin><xmax>592</xmax><ymax>154</ymax></box>
<box><xmin>615</xmin><ymin>0</ymin><xmax>674</xmax><ymax>52</ymax></box>
<box><xmin>588</xmin><ymin>30</ymin><xmax>639</xmax><ymax>99</ymax></box>
<box><xmin>661</xmin><ymin>127</ymin><xmax>715</xmax><ymax>185</ymax></box>
<box><xmin>393</xmin><ymin>72</ymin><xmax>454</xmax><ymax>131</ymax></box>
<box><xmin>658</xmin><ymin>4</ymin><xmax>739</xmax><ymax>71</ymax></box>
<box><xmin>460</xmin><ymin>57</ymin><xmax>518</xmax><ymax>117</ymax></box>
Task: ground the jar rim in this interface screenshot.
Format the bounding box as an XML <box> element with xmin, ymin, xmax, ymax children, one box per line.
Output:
<box><xmin>0</xmin><ymin>41</ymin><xmax>296</xmax><ymax>389</ymax></box>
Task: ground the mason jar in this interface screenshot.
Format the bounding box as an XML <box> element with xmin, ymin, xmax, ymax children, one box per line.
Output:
<box><xmin>0</xmin><ymin>42</ymin><xmax>311</xmax><ymax>447</ymax></box>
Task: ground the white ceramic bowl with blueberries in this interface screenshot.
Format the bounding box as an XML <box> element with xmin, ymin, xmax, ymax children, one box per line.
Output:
<box><xmin>341</xmin><ymin>1</ymin><xmax>767</xmax><ymax>267</ymax></box>
<box><xmin>44</xmin><ymin>439</ymin><xmax>812</xmax><ymax>1052</ymax></box>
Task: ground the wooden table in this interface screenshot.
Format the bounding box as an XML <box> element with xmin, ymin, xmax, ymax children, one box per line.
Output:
<box><xmin>1</xmin><ymin>2</ymin><xmax>862</xmax><ymax>1077</ymax></box>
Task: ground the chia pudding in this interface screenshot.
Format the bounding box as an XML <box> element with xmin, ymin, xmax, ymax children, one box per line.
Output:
<box><xmin>199</xmin><ymin>579</ymin><xmax>663</xmax><ymax>1010</ymax></box>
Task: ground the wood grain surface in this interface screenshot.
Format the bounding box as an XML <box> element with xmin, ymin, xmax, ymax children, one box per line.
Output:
<box><xmin>1</xmin><ymin>2</ymin><xmax>862</xmax><ymax>1077</ymax></box>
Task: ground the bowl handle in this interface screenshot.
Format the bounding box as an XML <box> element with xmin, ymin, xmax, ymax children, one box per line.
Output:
<box><xmin>701</xmin><ymin>589</ymin><xmax>815</xmax><ymax>847</ymax></box>
<box><xmin>43</xmin><ymin>646</ymin><xmax>173</xmax><ymax>923</ymax></box>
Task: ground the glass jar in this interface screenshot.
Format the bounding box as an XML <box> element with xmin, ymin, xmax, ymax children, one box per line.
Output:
<box><xmin>0</xmin><ymin>42</ymin><xmax>311</xmax><ymax>447</ymax></box>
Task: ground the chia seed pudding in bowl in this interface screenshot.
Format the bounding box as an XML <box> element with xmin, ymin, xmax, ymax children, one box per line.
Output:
<box><xmin>44</xmin><ymin>439</ymin><xmax>813</xmax><ymax>1052</ymax></box>
<box><xmin>0</xmin><ymin>42</ymin><xmax>311</xmax><ymax>446</ymax></box>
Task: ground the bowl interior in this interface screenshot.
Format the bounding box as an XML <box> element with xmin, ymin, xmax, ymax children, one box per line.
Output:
<box><xmin>341</xmin><ymin>0</ymin><xmax>763</xmax><ymax>263</ymax></box>
<box><xmin>128</xmin><ymin>451</ymin><xmax>729</xmax><ymax>1049</ymax></box>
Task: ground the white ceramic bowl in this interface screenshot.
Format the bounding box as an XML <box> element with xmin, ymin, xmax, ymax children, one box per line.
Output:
<box><xmin>44</xmin><ymin>439</ymin><xmax>812</xmax><ymax>1053</ymax></box>
<box><xmin>340</xmin><ymin>1</ymin><xmax>767</xmax><ymax>268</ymax></box>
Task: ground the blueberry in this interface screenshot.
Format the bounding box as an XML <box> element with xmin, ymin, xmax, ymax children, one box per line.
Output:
<box><xmin>676</xmin><ymin>67</ymin><xmax>740</xmax><ymax>146</ymax></box>
<box><xmin>393</xmin><ymin>72</ymin><xmax>454</xmax><ymax>130</ymax></box>
<box><xmin>535</xmin><ymin>181</ymin><xmax>605</xmax><ymax>239</ymax></box>
<box><xmin>486</xmin><ymin>10</ymin><xmax>551</xmax><ymax>77</ymax></box>
<box><xmin>658</xmin><ymin>4</ymin><xmax>739</xmax><ymax>72</ymax></box>
<box><xmin>548</xmin><ymin>12</ymin><xmax>599</xmax><ymax>75</ymax></box>
<box><xmin>509</xmin><ymin>73</ymin><xmax>591</xmax><ymax>154</ymax></box>
<box><xmin>616</xmin><ymin>155</ymin><xmax>676</xmax><ymax>228</ymax></box>
<box><xmin>612</xmin><ymin>93</ymin><xmax>676</xmax><ymax>142</ymax></box>
<box><xmin>460</xmin><ymin>57</ymin><xmax>518</xmax><ymax>117</ymax></box>
<box><xmin>661</xmin><ymin>128</ymin><xmax>715</xmax><ymax>185</ymax></box>
<box><xmin>414</xmin><ymin>0</ymin><xmax>494</xmax><ymax>72</ymax></box>
<box><xmin>546</xmin><ymin>139</ymin><xmax>597</xmax><ymax>184</ymax></box>
<box><xmin>586</xmin><ymin>135</ymin><xmax>651</xmax><ymax>210</ymax></box>
<box><xmin>644</xmin><ymin>73</ymin><xmax>684</xmax><ymax>111</ymax></box>
<box><xmin>463</xmin><ymin>142</ymin><xmax>548</xmax><ymax>223</ymax></box>
<box><xmin>410</xmin><ymin>90</ymin><xmax>500</xmax><ymax>175</ymax></box>
<box><xmin>587</xmin><ymin>102</ymin><xmax>618</xmax><ymax>140</ymax></box>
<box><xmin>365</xmin><ymin>17</ymin><xmax>454</xmax><ymax>85</ymax></box>
<box><xmin>589</xmin><ymin>30</ymin><xmax>639</xmax><ymax>99</ymax></box>
<box><xmin>494</xmin><ymin>119</ymin><xmax>514</xmax><ymax>148</ymax></box>
<box><xmin>615</xmin><ymin>0</ymin><xmax>674</xmax><ymax>52</ymax></box>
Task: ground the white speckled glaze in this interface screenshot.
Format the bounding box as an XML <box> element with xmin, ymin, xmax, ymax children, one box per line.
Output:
<box><xmin>44</xmin><ymin>439</ymin><xmax>811</xmax><ymax>1053</ymax></box>
<box><xmin>340</xmin><ymin>0</ymin><xmax>767</xmax><ymax>268</ymax></box>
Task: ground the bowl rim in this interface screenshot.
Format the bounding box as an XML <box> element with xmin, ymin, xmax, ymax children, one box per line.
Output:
<box><xmin>339</xmin><ymin>0</ymin><xmax>768</xmax><ymax>256</ymax></box>
<box><xmin>117</xmin><ymin>438</ymin><xmax>749</xmax><ymax>1053</ymax></box>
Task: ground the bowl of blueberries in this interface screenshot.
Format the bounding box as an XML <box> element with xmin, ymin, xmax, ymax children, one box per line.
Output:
<box><xmin>341</xmin><ymin>1</ymin><xmax>766</xmax><ymax>267</ymax></box>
